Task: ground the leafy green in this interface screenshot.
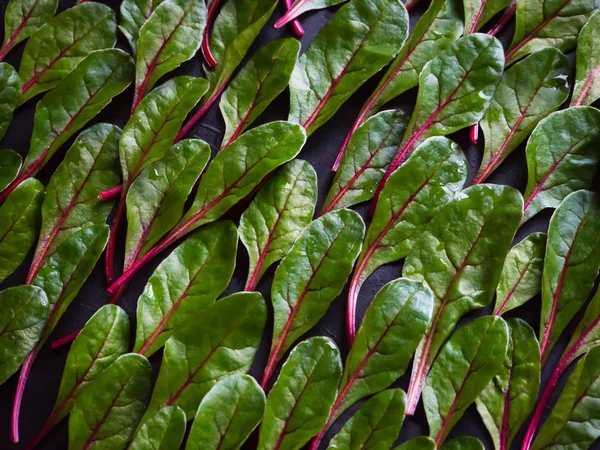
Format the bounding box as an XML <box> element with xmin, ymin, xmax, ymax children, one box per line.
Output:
<box><xmin>0</xmin><ymin>63</ymin><xmax>21</xmax><ymax>140</ymax></box>
<box><xmin>441</xmin><ymin>437</ymin><xmax>485</xmax><ymax>450</ymax></box>
<box><xmin>394</xmin><ymin>437</ymin><xmax>436</xmax><ymax>450</ymax></box>
<box><xmin>464</xmin><ymin>0</ymin><xmax>511</xmax><ymax>32</ymax></box>
<box><xmin>0</xmin><ymin>149</ymin><xmax>21</xmax><ymax>193</ymax></box>
<box><xmin>129</xmin><ymin>406</ymin><xmax>186</xmax><ymax>450</ymax></box>
<box><xmin>571</xmin><ymin>12</ymin><xmax>600</xmax><ymax>106</ymax></box>
<box><xmin>273</xmin><ymin>0</ymin><xmax>347</xmax><ymax>27</ymax></box>
<box><xmin>240</xmin><ymin>160</ymin><xmax>317</xmax><ymax>291</ymax></box>
<box><xmin>119</xmin><ymin>0</ymin><xmax>166</xmax><ymax>53</ymax></box>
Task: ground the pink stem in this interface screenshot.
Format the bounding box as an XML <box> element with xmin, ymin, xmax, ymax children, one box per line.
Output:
<box><xmin>201</xmin><ymin>0</ymin><xmax>221</xmax><ymax>68</ymax></box>
<box><xmin>12</xmin><ymin>351</ymin><xmax>37</xmax><ymax>443</ymax></box>
<box><xmin>489</xmin><ymin>3</ymin><xmax>516</xmax><ymax>37</ymax></box>
<box><xmin>279</xmin><ymin>0</ymin><xmax>304</xmax><ymax>37</ymax></box>
<box><xmin>51</xmin><ymin>331</ymin><xmax>80</xmax><ymax>350</ymax></box>
<box><xmin>98</xmin><ymin>185</ymin><xmax>122</xmax><ymax>201</ymax></box>
<box><xmin>105</xmin><ymin>192</ymin><xmax>127</xmax><ymax>284</ymax></box>
<box><xmin>470</xmin><ymin>123</ymin><xmax>479</xmax><ymax>144</ymax></box>
<box><xmin>175</xmin><ymin>81</ymin><xmax>227</xmax><ymax>142</ymax></box>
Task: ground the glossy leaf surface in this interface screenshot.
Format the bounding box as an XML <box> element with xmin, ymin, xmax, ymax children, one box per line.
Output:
<box><xmin>571</xmin><ymin>11</ymin><xmax>600</xmax><ymax>106</ymax></box>
<box><xmin>0</xmin><ymin>149</ymin><xmax>21</xmax><ymax>192</ymax></box>
<box><xmin>119</xmin><ymin>0</ymin><xmax>166</xmax><ymax>53</ymax></box>
<box><xmin>0</xmin><ymin>0</ymin><xmax>57</xmax><ymax>58</ymax></box>
<box><xmin>129</xmin><ymin>406</ymin><xmax>186</xmax><ymax>450</ymax></box>
<box><xmin>0</xmin><ymin>63</ymin><xmax>21</xmax><ymax>140</ymax></box>
<box><xmin>464</xmin><ymin>0</ymin><xmax>511</xmax><ymax>32</ymax></box>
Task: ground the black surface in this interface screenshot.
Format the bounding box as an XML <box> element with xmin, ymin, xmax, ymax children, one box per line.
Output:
<box><xmin>0</xmin><ymin>0</ymin><xmax>597</xmax><ymax>448</ymax></box>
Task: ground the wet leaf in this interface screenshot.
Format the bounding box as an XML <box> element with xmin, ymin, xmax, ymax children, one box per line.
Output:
<box><xmin>129</xmin><ymin>406</ymin><xmax>186</xmax><ymax>450</ymax></box>
<box><xmin>0</xmin><ymin>63</ymin><xmax>21</xmax><ymax>140</ymax></box>
<box><xmin>119</xmin><ymin>0</ymin><xmax>166</xmax><ymax>53</ymax></box>
<box><xmin>571</xmin><ymin>11</ymin><xmax>600</xmax><ymax>106</ymax></box>
<box><xmin>0</xmin><ymin>149</ymin><xmax>21</xmax><ymax>192</ymax></box>
<box><xmin>0</xmin><ymin>0</ymin><xmax>57</xmax><ymax>58</ymax></box>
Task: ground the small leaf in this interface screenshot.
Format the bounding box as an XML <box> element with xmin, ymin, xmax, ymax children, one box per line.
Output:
<box><xmin>0</xmin><ymin>63</ymin><xmax>21</xmax><ymax>140</ymax></box>
<box><xmin>423</xmin><ymin>315</ymin><xmax>509</xmax><ymax>446</ymax></box>
<box><xmin>464</xmin><ymin>0</ymin><xmax>511</xmax><ymax>33</ymax></box>
<box><xmin>68</xmin><ymin>354</ymin><xmax>152</xmax><ymax>450</ymax></box>
<box><xmin>129</xmin><ymin>406</ymin><xmax>186</xmax><ymax>450</ymax></box>
<box><xmin>240</xmin><ymin>159</ymin><xmax>317</xmax><ymax>291</ymax></box>
<box><xmin>571</xmin><ymin>11</ymin><xmax>600</xmax><ymax>106</ymax></box>
<box><xmin>258</xmin><ymin>337</ymin><xmax>342</xmax><ymax>450</ymax></box>
<box><xmin>119</xmin><ymin>0</ymin><xmax>166</xmax><ymax>53</ymax></box>
<box><xmin>186</xmin><ymin>374</ymin><xmax>265</xmax><ymax>450</ymax></box>
<box><xmin>394</xmin><ymin>437</ymin><xmax>436</xmax><ymax>450</ymax></box>
<box><xmin>0</xmin><ymin>149</ymin><xmax>21</xmax><ymax>192</ymax></box>
<box><xmin>441</xmin><ymin>437</ymin><xmax>485</xmax><ymax>450</ymax></box>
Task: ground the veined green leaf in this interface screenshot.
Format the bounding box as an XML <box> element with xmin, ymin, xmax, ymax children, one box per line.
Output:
<box><xmin>274</xmin><ymin>0</ymin><xmax>347</xmax><ymax>27</ymax></box>
<box><xmin>571</xmin><ymin>12</ymin><xmax>600</xmax><ymax>106</ymax></box>
<box><xmin>464</xmin><ymin>0</ymin><xmax>511</xmax><ymax>33</ymax></box>
<box><xmin>441</xmin><ymin>437</ymin><xmax>485</xmax><ymax>450</ymax></box>
<box><xmin>129</xmin><ymin>406</ymin><xmax>186</xmax><ymax>450</ymax></box>
<box><xmin>0</xmin><ymin>63</ymin><xmax>21</xmax><ymax>140</ymax></box>
<box><xmin>119</xmin><ymin>0</ymin><xmax>166</xmax><ymax>53</ymax></box>
<box><xmin>0</xmin><ymin>149</ymin><xmax>21</xmax><ymax>192</ymax></box>
<box><xmin>394</xmin><ymin>437</ymin><xmax>436</xmax><ymax>450</ymax></box>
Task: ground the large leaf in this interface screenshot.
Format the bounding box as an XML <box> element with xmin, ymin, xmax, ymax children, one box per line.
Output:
<box><xmin>0</xmin><ymin>178</ymin><xmax>44</xmax><ymax>283</ymax></box>
<box><xmin>186</xmin><ymin>374</ymin><xmax>265</xmax><ymax>450</ymax></box>
<box><xmin>476</xmin><ymin>319</ymin><xmax>540</xmax><ymax>450</ymax></box>
<box><xmin>423</xmin><ymin>315</ymin><xmax>509</xmax><ymax>446</ymax></box>
<box><xmin>240</xmin><ymin>160</ymin><xmax>317</xmax><ymax>291</ymax></box>
<box><xmin>464</xmin><ymin>0</ymin><xmax>511</xmax><ymax>32</ymax></box>
<box><xmin>68</xmin><ymin>354</ymin><xmax>152</xmax><ymax>450</ymax></box>
<box><xmin>134</xmin><ymin>221</ymin><xmax>238</xmax><ymax>357</ymax></box>
<box><xmin>258</xmin><ymin>337</ymin><xmax>342</xmax><ymax>450</ymax></box>
<box><xmin>0</xmin><ymin>63</ymin><xmax>21</xmax><ymax>140</ymax></box>
<box><xmin>522</xmin><ymin>107</ymin><xmax>600</xmax><ymax>223</ymax></box>
<box><xmin>289</xmin><ymin>0</ymin><xmax>409</xmax><ymax>135</ymax></box>
<box><xmin>571</xmin><ymin>11</ymin><xmax>600</xmax><ymax>106</ymax></box>
<box><xmin>18</xmin><ymin>3</ymin><xmax>117</xmax><ymax>103</ymax></box>
<box><xmin>403</xmin><ymin>185</ymin><xmax>522</xmax><ymax>415</ymax></box>
<box><xmin>473</xmin><ymin>48</ymin><xmax>569</xmax><ymax>184</ymax></box>
<box><xmin>119</xmin><ymin>0</ymin><xmax>166</xmax><ymax>53</ymax></box>
<box><xmin>0</xmin><ymin>149</ymin><xmax>21</xmax><ymax>193</ymax></box>
<box><xmin>129</xmin><ymin>406</ymin><xmax>186</xmax><ymax>450</ymax></box>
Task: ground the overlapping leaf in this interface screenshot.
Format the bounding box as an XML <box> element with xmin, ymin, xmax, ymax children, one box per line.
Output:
<box><xmin>130</xmin><ymin>406</ymin><xmax>186</xmax><ymax>450</ymax></box>
<box><xmin>571</xmin><ymin>12</ymin><xmax>600</xmax><ymax>106</ymax></box>
<box><xmin>0</xmin><ymin>63</ymin><xmax>21</xmax><ymax>140</ymax></box>
<box><xmin>395</xmin><ymin>437</ymin><xmax>436</xmax><ymax>450</ymax></box>
<box><xmin>0</xmin><ymin>149</ymin><xmax>21</xmax><ymax>192</ymax></box>
<box><xmin>464</xmin><ymin>0</ymin><xmax>512</xmax><ymax>32</ymax></box>
<box><xmin>119</xmin><ymin>0</ymin><xmax>166</xmax><ymax>53</ymax></box>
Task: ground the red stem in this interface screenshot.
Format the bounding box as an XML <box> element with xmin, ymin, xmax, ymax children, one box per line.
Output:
<box><xmin>175</xmin><ymin>80</ymin><xmax>228</xmax><ymax>142</ymax></box>
<box><xmin>470</xmin><ymin>124</ymin><xmax>479</xmax><ymax>144</ymax></box>
<box><xmin>489</xmin><ymin>3</ymin><xmax>516</xmax><ymax>37</ymax></box>
<box><xmin>279</xmin><ymin>0</ymin><xmax>304</xmax><ymax>37</ymax></box>
<box><xmin>105</xmin><ymin>192</ymin><xmax>127</xmax><ymax>284</ymax></box>
<box><xmin>201</xmin><ymin>0</ymin><xmax>221</xmax><ymax>68</ymax></box>
<box><xmin>51</xmin><ymin>330</ymin><xmax>80</xmax><ymax>350</ymax></box>
<box><xmin>572</xmin><ymin>64</ymin><xmax>600</xmax><ymax>107</ymax></box>
<box><xmin>12</xmin><ymin>351</ymin><xmax>37</xmax><ymax>443</ymax></box>
<box><xmin>99</xmin><ymin>185</ymin><xmax>123</xmax><ymax>201</ymax></box>
<box><xmin>273</xmin><ymin>0</ymin><xmax>305</xmax><ymax>32</ymax></box>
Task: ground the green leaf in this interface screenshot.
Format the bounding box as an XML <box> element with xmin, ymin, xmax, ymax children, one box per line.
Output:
<box><xmin>539</xmin><ymin>190</ymin><xmax>600</xmax><ymax>363</ymax></box>
<box><xmin>424</xmin><ymin>315</ymin><xmax>509</xmax><ymax>446</ymax></box>
<box><xmin>0</xmin><ymin>149</ymin><xmax>21</xmax><ymax>192</ymax></box>
<box><xmin>326</xmin><ymin>389</ymin><xmax>406</xmax><ymax>450</ymax></box>
<box><xmin>321</xmin><ymin>110</ymin><xmax>408</xmax><ymax>214</ymax></box>
<box><xmin>274</xmin><ymin>0</ymin><xmax>347</xmax><ymax>26</ymax></box>
<box><xmin>403</xmin><ymin>185</ymin><xmax>522</xmax><ymax>415</ymax></box>
<box><xmin>289</xmin><ymin>0</ymin><xmax>409</xmax><ymax>135</ymax></box>
<box><xmin>119</xmin><ymin>0</ymin><xmax>166</xmax><ymax>53</ymax></box>
<box><xmin>129</xmin><ymin>406</ymin><xmax>186</xmax><ymax>450</ymax></box>
<box><xmin>563</xmin><ymin>287</ymin><xmax>600</xmax><ymax>363</ymax></box>
<box><xmin>532</xmin><ymin>345</ymin><xmax>600</xmax><ymax>450</ymax></box>
<box><xmin>473</xmin><ymin>48</ymin><xmax>569</xmax><ymax>184</ymax></box>
<box><xmin>0</xmin><ymin>178</ymin><xmax>44</xmax><ymax>283</ymax></box>
<box><xmin>393</xmin><ymin>437</ymin><xmax>436</xmax><ymax>450</ymax></box>
<box><xmin>18</xmin><ymin>3</ymin><xmax>117</xmax><ymax>103</ymax></box>
<box><xmin>143</xmin><ymin>292</ymin><xmax>266</xmax><ymax>420</ymax></box>
<box><xmin>476</xmin><ymin>319</ymin><xmax>540</xmax><ymax>450</ymax></box>
<box><xmin>240</xmin><ymin>160</ymin><xmax>317</xmax><ymax>291</ymax></box>
<box><xmin>258</xmin><ymin>337</ymin><xmax>342</xmax><ymax>450</ymax></box>
<box><xmin>522</xmin><ymin>107</ymin><xmax>600</xmax><ymax>223</ymax></box>
<box><xmin>220</xmin><ymin>38</ymin><xmax>300</xmax><ymax>147</ymax></box>
<box><xmin>0</xmin><ymin>286</ymin><xmax>48</xmax><ymax>385</ymax></box>
<box><xmin>186</xmin><ymin>374</ymin><xmax>265</xmax><ymax>450</ymax></box>
<box><xmin>124</xmin><ymin>139</ymin><xmax>211</xmax><ymax>269</ymax></box>
<box><xmin>506</xmin><ymin>0</ymin><xmax>600</xmax><ymax>64</ymax></box>
<box><xmin>0</xmin><ymin>63</ymin><xmax>21</xmax><ymax>140</ymax></box>
<box><xmin>134</xmin><ymin>221</ymin><xmax>238</xmax><ymax>357</ymax></box>
<box><xmin>68</xmin><ymin>354</ymin><xmax>152</xmax><ymax>450</ymax></box>
<box><xmin>464</xmin><ymin>0</ymin><xmax>511</xmax><ymax>33</ymax></box>
<box><xmin>494</xmin><ymin>232</ymin><xmax>546</xmax><ymax>315</ymax></box>
<box><xmin>571</xmin><ymin>12</ymin><xmax>600</xmax><ymax>106</ymax></box>
<box><xmin>133</xmin><ymin>0</ymin><xmax>207</xmax><ymax>109</ymax></box>
<box><xmin>441</xmin><ymin>437</ymin><xmax>485</xmax><ymax>450</ymax></box>
<box><xmin>0</xmin><ymin>0</ymin><xmax>57</xmax><ymax>58</ymax></box>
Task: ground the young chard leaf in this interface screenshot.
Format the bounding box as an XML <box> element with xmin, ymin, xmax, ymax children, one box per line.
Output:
<box><xmin>240</xmin><ymin>160</ymin><xmax>317</xmax><ymax>291</ymax></box>
<box><xmin>441</xmin><ymin>437</ymin><xmax>485</xmax><ymax>450</ymax></box>
<box><xmin>464</xmin><ymin>0</ymin><xmax>511</xmax><ymax>33</ymax></box>
<box><xmin>571</xmin><ymin>11</ymin><xmax>600</xmax><ymax>106</ymax></box>
<box><xmin>220</xmin><ymin>38</ymin><xmax>300</xmax><ymax>147</ymax></box>
<box><xmin>0</xmin><ymin>63</ymin><xmax>21</xmax><ymax>141</ymax></box>
<box><xmin>394</xmin><ymin>437</ymin><xmax>436</xmax><ymax>450</ymax></box>
<box><xmin>68</xmin><ymin>354</ymin><xmax>152</xmax><ymax>450</ymax></box>
<box><xmin>129</xmin><ymin>406</ymin><xmax>186</xmax><ymax>450</ymax></box>
<box><xmin>274</xmin><ymin>0</ymin><xmax>347</xmax><ymax>28</ymax></box>
<box><xmin>472</xmin><ymin>48</ymin><xmax>569</xmax><ymax>184</ymax></box>
<box><xmin>423</xmin><ymin>315</ymin><xmax>509</xmax><ymax>446</ymax></box>
<box><xmin>119</xmin><ymin>0</ymin><xmax>166</xmax><ymax>53</ymax></box>
<box><xmin>0</xmin><ymin>149</ymin><xmax>21</xmax><ymax>193</ymax></box>
<box><xmin>403</xmin><ymin>185</ymin><xmax>522</xmax><ymax>415</ymax></box>
<box><xmin>261</xmin><ymin>209</ymin><xmax>364</xmax><ymax>387</ymax></box>
<box><xmin>494</xmin><ymin>232</ymin><xmax>546</xmax><ymax>316</ymax></box>
<box><xmin>134</xmin><ymin>221</ymin><xmax>238</xmax><ymax>357</ymax></box>
<box><xmin>258</xmin><ymin>337</ymin><xmax>342</xmax><ymax>450</ymax></box>
<box><xmin>0</xmin><ymin>178</ymin><xmax>44</xmax><ymax>284</ymax></box>
<box><xmin>326</xmin><ymin>389</ymin><xmax>406</xmax><ymax>450</ymax></box>
<box><xmin>347</xmin><ymin>137</ymin><xmax>467</xmax><ymax>343</ymax></box>
<box><xmin>186</xmin><ymin>374</ymin><xmax>265</xmax><ymax>450</ymax></box>
<box><xmin>289</xmin><ymin>0</ymin><xmax>409</xmax><ymax>136</ymax></box>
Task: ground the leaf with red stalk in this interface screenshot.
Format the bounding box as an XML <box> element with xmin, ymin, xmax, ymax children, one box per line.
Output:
<box><xmin>0</xmin><ymin>63</ymin><xmax>21</xmax><ymax>141</ymax></box>
<box><xmin>98</xmin><ymin>185</ymin><xmax>122</xmax><ymax>201</ymax></box>
<box><xmin>17</xmin><ymin>3</ymin><xmax>117</xmax><ymax>104</ymax></box>
<box><xmin>0</xmin><ymin>49</ymin><xmax>134</xmax><ymax>204</ymax></box>
<box><xmin>220</xmin><ymin>38</ymin><xmax>300</xmax><ymax>148</ymax></box>
<box><xmin>119</xmin><ymin>0</ymin><xmax>167</xmax><ymax>53</ymax></box>
<box><xmin>570</xmin><ymin>12</ymin><xmax>600</xmax><ymax>107</ymax></box>
<box><xmin>289</xmin><ymin>0</ymin><xmax>408</xmax><ymax>137</ymax></box>
<box><xmin>274</xmin><ymin>0</ymin><xmax>346</xmax><ymax>29</ymax></box>
<box><xmin>538</xmin><ymin>190</ymin><xmax>600</xmax><ymax>365</ymax></box>
<box><xmin>309</xmin><ymin>278</ymin><xmax>433</xmax><ymax>450</ymax></box>
<box><xmin>487</xmin><ymin>2</ymin><xmax>516</xmax><ymax>36</ymax></box>
<box><xmin>345</xmin><ymin>137</ymin><xmax>466</xmax><ymax>343</ymax></box>
<box><xmin>0</xmin><ymin>0</ymin><xmax>57</xmax><ymax>61</ymax></box>
<box><xmin>369</xmin><ymin>34</ymin><xmax>504</xmax><ymax>214</ymax></box>
<box><xmin>464</xmin><ymin>0</ymin><xmax>511</xmax><ymax>33</ymax></box>
<box><xmin>261</xmin><ymin>209</ymin><xmax>364</xmax><ymax>388</ymax></box>
<box><xmin>131</xmin><ymin>0</ymin><xmax>207</xmax><ymax>112</ymax></box>
<box><xmin>0</xmin><ymin>149</ymin><xmax>21</xmax><ymax>193</ymax></box>
<box><xmin>471</xmin><ymin>48</ymin><xmax>569</xmax><ymax>185</ymax></box>
<box><xmin>403</xmin><ymin>184</ymin><xmax>522</xmax><ymax>416</ymax></box>
<box><xmin>129</xmin><ymin>406</ymin><xmax>186</xmax><ymax>450</ymax></box>
<box><xmin>201</xmin><ymin>0</ymin><xmax>221</xmax><ymax>68</ymax></box>
<box><xmin>240</xmin><ymin>160</ymin><xmax>317</xmax><ymax>292</ymax></box>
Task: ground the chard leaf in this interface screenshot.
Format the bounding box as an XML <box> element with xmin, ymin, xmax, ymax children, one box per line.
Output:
<box><xmin>539</xmin><ymin>190</ymin><xmax>600</xmax><ymax>363</ymax></box>
<box><xmin>326</xmin><ymin>389</ymin><xmax>406</xmax><ymax>450</ymax></box>
<box><xmin>424</xmin><ymin>315</ymin><xmax>509</xmax><ymax>446</ymax></box>
<box><xmin>476</xmin><ymin>318</ymin><xmax>540</xmax><ymax>450</ymax></box>
<box><xmin>441</xmin><ymin>437</ymin><xmax>485</xmax><ymax>450</ymax></box>
<box><xmin>563</xmin><ymin>287</ymin><xmax>600</xmax><ymax>363</ymax></box>
<box><xmin>571</xmin><ymin>12</ymin><xmax>600</xmax><ymax>106</ymax></box>
<box><xmin>18</xmin><ymin>3</ymin><xmax>117</xmax><ymax>103</ymax></box>
<box><xmin>240</xmin><ymin>159</ymin><xmax>317</xmax><ymax>291</ymax></box>
<box><xmin>133</xmin><ymin>0</ymin><xmax>207</xmax><ymax>110</ymax></box>
<box><xmin>289</xmin><ymin>0</ymin><xmax>409</xmax><ymax>135</ymax></box>
<box><xmin>321</xmin><ymin>110</ymin><xmax>408</xmax><ymax>214</ymax></box>
<box><xmin>258</xmin><ymin>337</ymin><xmax>342</xmax><ymax>450</ymax></box>
<box><xmin>494</xmin><ymin>232</ymin><xmax>546</xmax><ymax>315</ymax></box>
<box><xmin>124</xmin><ymin>139</ymin><xmax>210</xmax><ymax>269</ymax></box>
<box><xmin>134</xmin><ymin>221</ymin><xmax>238</xmax><ymax>357</ymax></box>
<box><xmin>186</xmin><ymin>374</ymin><xmax>265</xmax><ymax>450</ymax></box>
<box><xmin>0</xmin><ymin>286</ymin><xmax>48</xmax><ymax>385</ymax></box>
<box><xmin>0</xmin><ymin>178</ymin><xmax>44</xmax><ymax>283</ymax></box>
<box><xmin>274</xmin><ymin>0</ymin><xmax>347</xmax><ymax>26</ymax></box>
<box><xmin>403</xmin><ymin>185</ymin><xmax>522</xmax><ymax>415</ymax></box>
<box><xmin>522</xmin><ymin>107</ymin><xmax>600</xmax><ymax>223</ymax></box>
<box><xmin>68</xmin><ymin>354</ymin><xmax>152</xmax><ymax>450</ymax></box>
<box><xmin>464</xmin><ymin>0</ymin><xmax>511</xmax><ymax>33</ymax></box>
<box><xmin>473</xmin><ymin>48</ymin><xmax>569</xmax><ymax>184</ymax></box>
<box><xmin>119</xmin><ymin>0</ymin><xmax>166</xmax><ymax>53</ymax></box>
<box><xmin>0</xmin><ymin>63</ymin><xmax>21</xmax><ymax>140</ymax></box>
<box><xmin>129</xmin><ymin>406</ymin><xmax>186</xmax><ymax>450</ymax></box>
<box><xmin>0</xmin><ymin>149</ymin><xmax>21</xmax><ymax>192</ymax></box>
<box><xmin>220</xmin><ymin>38</ymin><xmax>300</xmax><ymax>147</ymax></box>
<box><xmin>394</xmin><ymin>437</ymin><xmax>436</xmax><ymax>450</ymax></box>
<box><xmin>262</xmin><ymin>209</ymin><xmax>364</xmax><ymax>386</ymax></box>
<box><xmin>143</xmin><ymin>292</ymin><xmax>266</xmax><ymax>420</ymax></box>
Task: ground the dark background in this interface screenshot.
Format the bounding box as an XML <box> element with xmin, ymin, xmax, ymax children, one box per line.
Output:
<box><xmin>0</xmin><ymin>0</ymin><xmax>597</xmax><ymax>448</ymax></box>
